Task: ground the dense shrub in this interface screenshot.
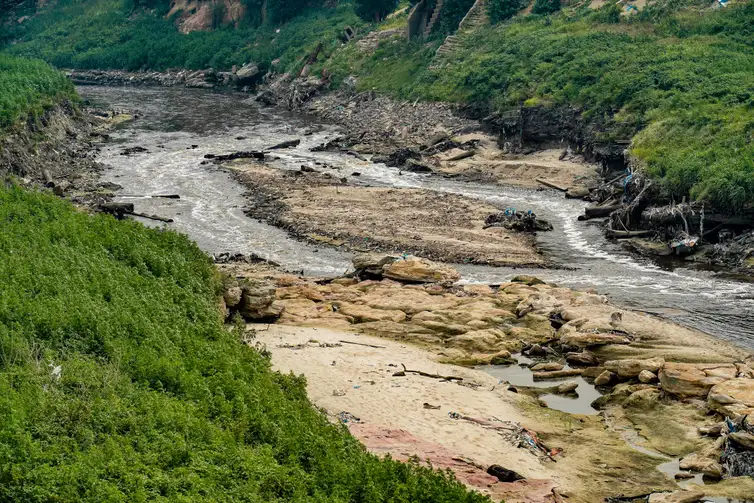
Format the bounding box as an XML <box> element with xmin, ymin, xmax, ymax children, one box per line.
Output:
<box><xmin>531</xmin><ymin>0</ymin><xmax>560</xmax><ymax>15</ymax></box>
<box><xmin>0</xmin><ymin>184</ymin><xmax>491</xmax><ymax>503</ymax></box>
<box><xmin>487</xmin><ymin>0</ymin><xmax>528</xmax><ymax>23</ymax></box>
<box><xmin>436</xmin><ymin>0</ymin><xmax>476</xmax><ymax>34</ymax></box>
<box><xmin>0</xmin><ymin>54</ymin><xmax>76</xmax><ymax>130</ymax></box>
<box><xmin>3</xmin><ymin>0</ymin><xmax>363</xmax><ymax>72</ymax></box>
<box><xmin>354</xmin><ymin>0</ymin><xmax>399</xmax><ymax>21</ymax></box>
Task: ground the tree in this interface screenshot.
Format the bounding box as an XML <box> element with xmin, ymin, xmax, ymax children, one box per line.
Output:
<box><xmin>355</xmin><ymin>0</ymin><xmax>399</xmax><ymax>22</ymax></box>
<box><xmin>532</xmin><ymin>0</ymin><xmax>561</xmax><ymax>15</ymax></box>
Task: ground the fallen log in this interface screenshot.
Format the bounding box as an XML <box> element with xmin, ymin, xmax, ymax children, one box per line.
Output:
<box><xmin>446</xmin><ymin>150</ymin><xmax>475</xmax><ymax>162</ymax></box>
<box><xmin>536</xmin><ymin>178</ymin><xmax>568</xmax><ymax>192</ymax></box>
<box><xmin>119</xmin><ymin>194</ymin><xmax>180</xmax><ymax>199</ymax></box>
<box><xmin>130</xmin><ymin>211</ymin><xmax>174</xmax><ymax>223</ymax></box>
<box><xmin>393</xmin><ymin>363</ymin><xmax>463</xmax><ymax>381</ymax></box>
<box><xmin>266</xmin><ymin>139</ymin><xmax>301</xmax><ymax>150</ymax></box>
<box><xmin>606</xmin><ymin>229</ymin><xmax>655</xmax><ymax>239</ymax></box>
<box><xmin>204</xmin><ymin>151</ymin><xmax>265</xmax><ymax>162</ymax></box>
<box><xmin>584</xmin><ymin>204</ymin><xmax>621</xmax><ymax>219</ymax></box>
<box><xmin>99</xmin><ymin>202</ymin><xmax>135</xmax><ymax>214</ymax></box>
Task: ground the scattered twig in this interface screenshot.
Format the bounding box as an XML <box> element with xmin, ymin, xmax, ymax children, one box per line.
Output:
<box><xmin>394</xmin><ymin>363</ymin><xmax>463</xmax><ymax>381</ymax></box>
<box><xmin>339</xmin><ymin>340</ymin><xmax>385</xmax><ymax>349</ymax></box>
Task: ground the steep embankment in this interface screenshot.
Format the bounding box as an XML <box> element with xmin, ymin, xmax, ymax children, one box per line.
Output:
<box><xmin>0</xmin><ymin>56</ymin><xmax>488</xmax><ymax>502</ymax></box>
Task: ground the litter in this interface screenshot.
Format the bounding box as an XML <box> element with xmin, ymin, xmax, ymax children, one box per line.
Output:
<box><xmin>337</xmin><ymin>411</ymin><xmax>361</xmax><ymax>424</ymax></box>
<box><xmin>447</xmin><ymin>412</ymin><xmax>560</xmax><ymax>462</ymax></box>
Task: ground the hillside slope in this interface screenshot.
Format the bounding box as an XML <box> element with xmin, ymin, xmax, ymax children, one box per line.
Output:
<box><xmin>3</xmin><ymin>0</ymin><xmax>753</xmax><ymax>211</ymax></box>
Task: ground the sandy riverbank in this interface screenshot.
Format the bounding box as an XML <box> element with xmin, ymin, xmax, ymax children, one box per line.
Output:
<box><xmin>218</xmin><ymin>258</ymin><xmax>754</xmax><ymax>502</ymax></box>
<box><xmin>229</xmin><ymin>163</ymin><xmax>545</xmax><ymax>267</ymax></box>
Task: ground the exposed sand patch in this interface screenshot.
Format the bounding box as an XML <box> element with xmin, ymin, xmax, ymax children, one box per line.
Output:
<box><xmin>230</xmin><ymin>163</ymin><xmax>544</xmax><ymax>266</ymax></box>
<box><xmin>435</xmin><ymin>135</ymin><xmax>600</xmax><ymax>191</ymax></box>
<box><xmin>255</xmin><ymin>324</ymin><xmax>674</xmax><ymax>502</ymax></box>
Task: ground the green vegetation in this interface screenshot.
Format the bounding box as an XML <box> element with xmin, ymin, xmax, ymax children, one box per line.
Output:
<box><xmin>354</xmin><ymin>0</ymin><xmax>399</xmax><ymax>21</ymax></box>
<box><xmin>0</xmin><ymin>54</ymin><xmax>76</xmax><ymax>130</ymax></box>
<box><xmin>436</xmin><ymin>0</ymin><xmax>476</xmax><ymax>34</ymax></box>
<box><xmin>487</xmin><ymin>0</ymin><xmax>529</xmax><ymax>23</ymax></box>
<box><xmin>0</xmin><ymin>184</ymin><xmax>489</xmax><ymax>502</ymax></box>
<box><xmin>325</xmin><ymin>2</ymin><xmax>754</xmax><ymax>212</ymax></box>
<box><xmin>2</xmin><ymin>0</ymin><xmax>364</xmax><ymax>72</ymax></box>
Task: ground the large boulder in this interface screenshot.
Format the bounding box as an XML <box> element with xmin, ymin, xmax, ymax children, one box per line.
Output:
<box><xmin>708</xmin><ymin>378</ymin><xmax>754</xmax><ymax>416</ymax></box>
<box><xmin>648</xmin><ymin>490</ymin><xmax>705</xmax><ymax>503</ymax></box>
<box><xmin>238</xmin><ymin>281</ymin><xmax>283</xmax><ymax>320</ymax></box>
<box><xmin>382</xmin><ymin>257</ymin><xmax>460</xmax><ymax>284</ymax></box>
<box><xmin>236</xmin><ymin>63</ymin><xmax>261</xmax><ymax>86</ymax></box>
<box><xmin>659</xmin><ymin>363</ymin><xmax>737</xmax><ymax>398</ymax></box>
<box><xmin>604</xmin><ymin>357</ymin><xmax>664</xmax><ymax>379</ymax></box>
<box><xmin>679</xmin><ymin>454</ymin><xmax>722</xmax><ymax>479</ymax></box>
<box><xmin>352</xmin><ymin>253</ymin><xmax>397</xmax><ymax>276</ymax></box>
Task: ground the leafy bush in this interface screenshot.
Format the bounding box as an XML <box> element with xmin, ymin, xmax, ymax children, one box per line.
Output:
<box><xmin>354</xmin><ymin>0</ymin><xmax>399</xmax><ymax>21</ymax></box>
<box><xmin>0</xmin><ymin>184</ymin><xmax>491</xmax><ymax>503</ymax></box>
<box><xmin>0</xmin><ymin>54</ymin><xmax>76</xmax><ymax>130</ymax></box>
<box><xmin>487</xmin><ymin>0</ymin><xmax>528</xmax><ymax>23</ymax></box>
<box><xmin>531</xmin><ymin>0</ymin><xmax>560</xmax><ymax>16</ymax></box>
<box><xmin>436</xmin><ymin>0</ymin><xmax>476</xmax><ymax>34</ymax></box>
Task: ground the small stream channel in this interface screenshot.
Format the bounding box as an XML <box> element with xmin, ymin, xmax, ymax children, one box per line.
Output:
<box><xmin>80</xmin><ymin>85</ymin><xmax>754</xmax><ymax>352</ymax></box>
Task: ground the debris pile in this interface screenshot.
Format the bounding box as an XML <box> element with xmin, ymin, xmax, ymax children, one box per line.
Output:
<box><xmin>484</xmin><ymin>209</ymin><xmax>553</xmax><ymax>233</ymax></box>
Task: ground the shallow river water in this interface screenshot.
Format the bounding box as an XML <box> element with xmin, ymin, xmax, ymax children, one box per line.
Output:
<box><xmin>81</xmin><ymin>86</ymin><xmax>754</xmax><ymax>350</ymax></box>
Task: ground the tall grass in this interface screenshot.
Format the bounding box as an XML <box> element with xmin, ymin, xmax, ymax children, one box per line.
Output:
<box><xmin>0</xmin><ymin>184</ymin><xmax>490</xmax><ymax>503</ymax></box>
<box><xmin>0</xmin><ymin>54</ymin><xmax>76</xmax><ymax>129</ymax></box>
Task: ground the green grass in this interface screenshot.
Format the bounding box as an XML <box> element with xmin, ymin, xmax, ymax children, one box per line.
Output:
<box><xmin>0</xmin><ymin>183</ymin><xmax>490</xmax><ymax>502</ymax></box>
<box><xmin>2</xmin><ymin>0</ymin><xmax>365</xmax><ymax>73</ymax></box>
<box><xmin>0</xmin><ymin>54</ymin><xmax>77</xmax><ymax>130</ymax></box>
<box><xmin>324</xmin><ymin>3</ymin><xmax>754</xmax><ymax>212</ymax></box>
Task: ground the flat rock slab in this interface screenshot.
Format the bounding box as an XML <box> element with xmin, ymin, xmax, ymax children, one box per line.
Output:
<box><xmin>659</xmin><ymin>363</ymin><xmax>737</xmax><ymax>398</ymax></box>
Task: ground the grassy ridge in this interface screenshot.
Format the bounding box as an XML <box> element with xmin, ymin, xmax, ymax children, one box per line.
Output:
<box><xmin>0</xmin><ymin>184</ymin><xmax>488</xmax><ymax>502</ymax></box>
<box><xmin>0</xmin><ymin>54</ymin><xmax>77</xmax><ymax>129</ymax></box>
<box><xmin>324</xmin><ymin>3</ymin><xmax>754</xmax><ymax>212</ymax></box>
<box><xmin>3</xmin><ymin>0</ymin><xmax>364</xmax><ymax>72</ymax></box>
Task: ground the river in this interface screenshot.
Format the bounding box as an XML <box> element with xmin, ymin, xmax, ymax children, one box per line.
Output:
<box><xmin>80</xmin><ymin>85</ymin><xmax>754</xmax><ymax>350</ymax></box>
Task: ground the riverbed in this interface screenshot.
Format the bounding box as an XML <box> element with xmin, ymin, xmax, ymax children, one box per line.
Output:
<box><xmin>81</xmin><ymin>85</ymin><xmax>754</xmax><ymax>349</ymax></box>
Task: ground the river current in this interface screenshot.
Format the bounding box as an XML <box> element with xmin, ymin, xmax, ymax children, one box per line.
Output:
<box><xmin>80</xmin><ymin>86</ymin><xmax>754</xmax><ymax>350</ymax></box>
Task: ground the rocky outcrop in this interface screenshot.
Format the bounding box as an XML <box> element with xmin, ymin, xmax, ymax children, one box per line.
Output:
<box><xmin>708</xmin><ymin>378</ymin><xmax>754</xmax><ymax>416</ymax></box>
<box><xmin>382</xmin><ymin>257</ymin><xmax>461</xmax><ymax>284</ymax></box>
<box><xmin>222</xmin><ymin>279</ymin><xmax>283</xmax><ymax>320</ymax></box>
<box><xmin>68</xmin><ymin>68</ymin><xmax>257</xmax><ymax>90</ymax></box>
<box><xmin>659</xmin><ymin>363</ymin><xmax>738</xmax><ymax>398</ymax></box>
<box><xmin>604</xmin><ymin>357</ymin><xmax>664</xmax><ymax>379</ymax></box>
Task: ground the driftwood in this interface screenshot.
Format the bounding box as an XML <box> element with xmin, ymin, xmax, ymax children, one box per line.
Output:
<box><xmin>536</xmin><ymin>178</ymin><xmax>568</xmax><ymax>192</ymax></box>
<box><xmin>393</xmin><ymin>363</ymin><xmax>463</xmax><ymax>381</ymax></box>
<box><xmin>119</xmin><ymin>194</ymin><xmax>180</xmax><ymax>199</ymax></box>
<box><xmin>339</xmin><ymin>340</ymin><xmax>385</xmax><ymax>349</ymax></box>
<box><xmin>584</xmin><ymin>204</ymin><xmax>621</xmax><ymax>219</ymax></box>
<box><xmin>99</xmin><ymin>202</ymin><xmax>135</xmax><ymax>214</ymax></box>
<box><xmin>267</xmin><ymin>139</ymin><xmax>301</xmax><ymax>150</ymax></box>
<box><xmin>204</xmin><ymin>151</ymin><xmax>265</xmax><ymax>162</ymax></box>
<box><xmin>130</xmin><ymin>211</ymin><xmax>174</xmax><ymax>223</ymax></box>
<box><xmin>606</xmin><ymin>229</ymin><xmax>655</xmax><ymax>239</ymax></box>
<box><xmin>446</xmin><ymin>150</ymin><xmax>475</xmax><ymax>162</ymax></box>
